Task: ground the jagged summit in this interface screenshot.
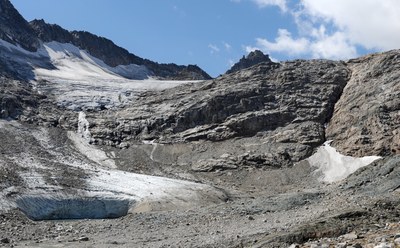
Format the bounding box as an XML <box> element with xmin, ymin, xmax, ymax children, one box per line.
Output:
<box><xmin>29</xmin><ymin>19</ymin><xmax>145</xmax><ymax>68</ymax></box>
<box><xmin>226</xmin><ymin>49</ymin><xmax>275</xmax><ymax>74</ymax></box>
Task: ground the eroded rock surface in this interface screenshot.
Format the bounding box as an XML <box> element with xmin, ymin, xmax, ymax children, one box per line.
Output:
<box><xmin>0</xmin><ymin>0</ymin><xmax>39</xmax><ymax>51</ymax></box>
<box><xmin>75</xmin><ymin>59</ymin><xmax>349</xmax><ymax>170</ymax></box>
<box><xmin>327</xmin><ymin>51</ymin><xmax>400</xmax><ymax>156</ymax></box>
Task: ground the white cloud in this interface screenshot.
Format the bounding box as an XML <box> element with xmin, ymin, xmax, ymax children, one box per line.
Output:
<box><xmin>246</xmin><ymin>0</ymin><xmax>400</xmax><ymax>60</ymax></box>
<box><xmin>300</xmin><ymin>0</ymin><xmax>400</xmax><ymax>50</ymax></box>
<box><xmin>309</xmin><ymin>29</ymin><xmax>357</xmax><ymax>59</ymax></box>
<box><xmin>208</xmin><ymin>44</ymin><xmax>220</xmax><ymax>54</ymax></box>
<box><xmin>223</xmin><ymin>42</ymin><xmax>232</xmax><ymax>51</ymax></box>
<box><xmin>247</xmin><ymin>29</ymin><xmax>309</xmax><ymax>55</ymax></box>
<box><xmin>252</xmin><ymin>0</ymin><xmax>287</xmax><ymax>12</ymax></box>
<box><xmin>246</xmin><ymin>28</ymin><xmax>356</xmax><ymax>60</ymax></box>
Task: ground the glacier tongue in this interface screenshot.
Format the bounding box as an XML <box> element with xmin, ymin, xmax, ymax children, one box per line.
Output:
<box><xmin>0</xmin><ymin>120</ymin><xmax>226</xmax><ymax>220</ymax></box>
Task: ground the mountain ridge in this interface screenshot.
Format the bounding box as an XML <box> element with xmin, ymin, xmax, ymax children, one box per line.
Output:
<box><xmin>226</xmin><ymin>49</ymin><xmax>275</xmax><ymax>74</ymax></box>
<box><xmin>0</xmin><ymin>0</ymin><xmax>39</xmax><ymax>51</ymax></box>
<box><xmin>0</xmin><ymin>0</ymin><xmax>211</xmax><ymax>80</ymax></box>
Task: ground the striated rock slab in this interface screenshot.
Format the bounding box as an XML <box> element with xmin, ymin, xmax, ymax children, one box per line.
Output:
<box><xmin>327</xmin><ymin>50</ymin><xmax>400</xmax><ymax>156</ymax></box>
<box><xmin>86</xmin><ymin>59</ymin><xmax>349</xmax><ymax>152</ymax></box>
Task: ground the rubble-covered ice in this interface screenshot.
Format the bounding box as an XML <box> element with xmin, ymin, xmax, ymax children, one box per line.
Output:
<box><xmin>0</xmin><ymin>120</ymin><xmax>225</xmax><ymax>220</ymax></box>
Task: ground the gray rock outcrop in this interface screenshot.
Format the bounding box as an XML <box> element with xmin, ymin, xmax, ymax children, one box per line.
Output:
<box><xmin>327</xmin><ymin>51</ymin><xmax>400</xmax><ymax>156</ymax></box>
<box><xmin>0</xmin><ymin>77</ymin><xmax>42</xmax><ymax>119</ymax></box>
<box><xmin>93</xmin><ymin>59</ymin><xmax>348</xmax><ymax>142</ymax></box>
<box><xmin>0</xmin><ymin>0</ymin><xmax>39</xmax><ymax>51</ymax></box>
<box><xmin>226</xmin><ymin>50</ymin><xmax>275</xmax><ymax>74</ymax></box>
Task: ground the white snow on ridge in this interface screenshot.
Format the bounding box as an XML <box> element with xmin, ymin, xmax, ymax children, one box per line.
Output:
<box><xmin>33</xmin><ymin>42</ymin><xmax>201</xmax><ymax>110</ymax></box>
<box><xmin>307</xmin><ymin>141</ymin><xmax>381</xmax><ymax>183</ymax></box>
<box><xmin>35</xmin><ymin>42</ymin><xmax>150</xmax><ymax>80</ymax></box>
<box><xmin>0</xmin><ymin>39</ymin><xmax>202</xmax><ymax>110</ymax></box>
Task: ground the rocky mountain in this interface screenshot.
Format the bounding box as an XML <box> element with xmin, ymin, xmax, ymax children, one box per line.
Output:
<box><xmin>0</xmin><ymin>0</ymin><xmax>211</xmax><ymax>80</ymax></box>
<box><xmin>0</xmin><ymin>0</ymin><xmax>39</xmax><ymax>51</ymax></box>
<box><xmin>29</xmin><ymin>19</ymin><xmax>211</xmax><ymax>80</ymax></box>
<box><xmin>226</xmin><ymin>49</ymin><xmax>274</xmax><ymax>74</ymax></box>
<box><xmin>0</xmin><ymin>0</ymin><xmax>399</xmax><ymax>247</ymax></box>
<box><xmin>326</xmin><ymin>51</ymin><xmax>400</xmax><ymax>157</ymax></box>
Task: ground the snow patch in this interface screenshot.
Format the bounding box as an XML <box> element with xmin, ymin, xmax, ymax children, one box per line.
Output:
<box><xmin>34</xmin><ymin>42</ymin><xmax>149</xmax><ymax>80</ymax></box>
<box><xmin>307</xmin><ymin>141</ymin><xmax>381</xmax><ymax>183</ymax></box>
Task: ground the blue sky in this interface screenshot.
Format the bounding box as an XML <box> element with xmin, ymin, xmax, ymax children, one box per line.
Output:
<box><xmin>11</xmin><ymin>0</ymin><xmax>400</xmax><ymax>77</ymax></box>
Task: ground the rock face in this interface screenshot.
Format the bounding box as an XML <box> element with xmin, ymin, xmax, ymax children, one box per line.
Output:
<box><xmin>94</xmin><ymin>59</ymin><xmax>349</xmax><ymax>143</ymax></box>
<box><xmin>326</xmin><ymin>51</ymin><xmax>400</xmax><ymax>156</ymax></box>
<box><xmin>0</xmin><ymin>77</ymin><xmax>43</xmax><ymax>119</ymax></box>
<box><xmin>29</xmin><ymin>19</ymin><xmax>143</xmax><ymax>68</ymax></box>
<box><xmin>28</xmin><ymin>19</ymin><xmax>211</xmax><ymax>80</ymax></box>
<box><xmin>226</xmin><ymin>50</ymin><xmax>274</xmax><ymax>74</ymax></box>
<box><xmin>0</xmin><ymin>0</ymin><xmax>39</xmax><ymax>51</ymax></box>
<box><xmin>71</xmin><ymin>59</ymin><xmax>350</xmax><ymax>169</ymax></box>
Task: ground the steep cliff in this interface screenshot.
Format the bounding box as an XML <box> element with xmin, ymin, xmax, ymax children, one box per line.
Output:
<box><xmin>0</xmin><ymin>0</ymin><xmax>39</xmax><ymax>51</ymax></box>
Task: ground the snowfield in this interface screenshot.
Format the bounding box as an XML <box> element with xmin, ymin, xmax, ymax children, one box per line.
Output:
<box><xmin>0</xmin><ymin>39</ymin><xmax>202</xmax><ymax>111</ymax></box>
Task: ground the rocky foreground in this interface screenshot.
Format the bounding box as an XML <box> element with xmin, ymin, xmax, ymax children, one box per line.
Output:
<box><xmin>0</xmin><ymin>48</ymin><xmax>399</xmax><ymax>247</ymax></box>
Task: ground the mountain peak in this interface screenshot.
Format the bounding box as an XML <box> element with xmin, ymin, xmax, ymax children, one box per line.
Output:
<box><xmin>226</xmin><ymin>50</ymin><xmax>274</xmax><ymax>74</ymax></box>
<box><xmin>0</xmin><ymin>0</ymin><xmax>39</xmax><ymax>51</ymax></box>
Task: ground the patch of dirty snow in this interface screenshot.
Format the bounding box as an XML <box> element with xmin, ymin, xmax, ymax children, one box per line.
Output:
<box><xmin>307</xmin><ymin>141</ymin><xmax>381</xmax><ymax>183</ymax></box>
